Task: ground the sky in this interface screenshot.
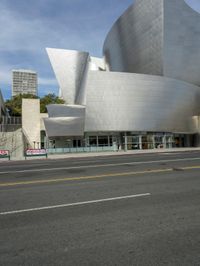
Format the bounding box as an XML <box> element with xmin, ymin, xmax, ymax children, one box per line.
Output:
<box><xmin>0</xmin><ymin>0</ymin><xmax>200</xmax><ymax>100</ymax></box>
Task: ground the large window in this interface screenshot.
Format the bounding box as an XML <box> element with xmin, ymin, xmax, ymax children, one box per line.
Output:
<box><xmin>154</xmin><ymin>135</ymin><xmax>164</xmax><ymax>148</ymax></box>
<box><xmin>126</xmin><ymin>135</ymin><xmax>140</xmax><ymax>150</ymax></box>
<box><xmin>98</xmin><ymin>136</ymin><xmax>109</xmax><ymax>146</ymax></box>
<box><xmin>88</xmin><ymin>135</ymin><xmax>114</xmax><ymax>147</ymax></box>
<box><xmin>89</xmin><ymin>136</ymin><xmax>97</xmax><ymax>146</ymax></box>
<box><xmin>166</xmin><ymin>135</ymin><xmax>174</xmax><ymax>148</ymax></box>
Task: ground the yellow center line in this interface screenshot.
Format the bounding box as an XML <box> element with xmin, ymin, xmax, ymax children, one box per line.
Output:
<box><xmin>0</xmin><ymin>168</ymin><xmax>172</xmax><ymax>187</ymax></box>
<box><xmin>182</xmin><ymin>165</ymin><xmax>200</xmax><ymax>170</ymax></box>
<box><xmin>0</xmin><ymin>165</ymin><xmax>199</xmax><ymax>187</ymax></box>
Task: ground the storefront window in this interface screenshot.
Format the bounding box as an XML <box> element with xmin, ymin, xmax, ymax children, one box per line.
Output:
<box><xmin>89</xmin><ymin>136</ymin><xmax>97</xmax><ymax>146</ymax></box>
<box><xmin>147</xmin><ymin>134</ymin><xmax>154</xmax><ymax>149</ymax></box>
<box><xmin>142</xmin><ymin>136</ymin><xmax>148</xmax><ymax>149</ymax></box>
<box><xmin>125</xmin><ymin>135</ymin><xmax>140</xmax><ymax>150</ymax></box>
<box><xmin>166</xmin><ymin>135</ymin><xmax>174</xmax><ymax>148</ymax></box>
<box><xmin>98</xmin><ymin>136</ymin><xmax>109</xmax><ymax>146</ymax></box>
<box><xmin>155</xmin><ymin>135</ymin><xmax>163</xmax><ymax>148</ymax></box>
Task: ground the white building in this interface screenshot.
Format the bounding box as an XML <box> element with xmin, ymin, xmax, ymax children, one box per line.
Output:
<box><xmin>12</xmin><ymin>69</ymin><xmax>38</xmax><ymax>96</ymax></box>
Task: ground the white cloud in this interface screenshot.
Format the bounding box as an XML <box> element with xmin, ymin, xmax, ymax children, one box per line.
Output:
<box><xmin>0</xmin><ymin>1</ymin><xmax>106</xmax><ymax>54</ymax></box>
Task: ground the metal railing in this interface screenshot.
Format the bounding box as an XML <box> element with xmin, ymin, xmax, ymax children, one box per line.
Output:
<box><xmin>0</xmin><ymin>116</ymin><xmax>22</xmax><ymax>132</ymax></box>
<box><xmin>47</xmin><ymin>146</ymin><xmax>115</xmax><ymax>154</ymax></box>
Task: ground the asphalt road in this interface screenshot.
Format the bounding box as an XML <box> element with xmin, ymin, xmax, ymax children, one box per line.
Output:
<box><xmin>0</xmin><ymin>151</ymin><xmax>200</xmax><ymax>265</ymax></box>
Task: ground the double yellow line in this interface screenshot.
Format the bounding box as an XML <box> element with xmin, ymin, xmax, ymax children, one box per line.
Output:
<box><xmin>0</xmin><ymin>165</ymin><xmax>199</xmax><ymax>188</ymax></box>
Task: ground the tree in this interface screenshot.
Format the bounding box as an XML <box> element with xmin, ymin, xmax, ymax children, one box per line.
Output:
<box><xmin>40</xmin><ymin>93</ymin><xmax>65</xmax><ymax>113</ymax></box>
<box><xmin>5</xmin><ymin>93</ymin><xmax>65</xmax><ymax>116</ymax></box>
<box><xmin>5</xmin><ymin>94</ymin><xmax>38</xmax><ymax>116</ymax></box>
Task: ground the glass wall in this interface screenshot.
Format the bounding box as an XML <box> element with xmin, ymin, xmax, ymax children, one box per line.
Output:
<box><xmin>166</xmin><ymin>135</ymin><xmax>174</xmax><ymax>148</ymax></box>
<box><xmin>46</xmin><ymin>132</ymin><xmax>193</xmax><ymax>150</ymax></box>
<box><xmin>154</xmin><ymin>134</ymin><xmax>164</xmax><ymax>148</ymax></box>
<box><xmin>88</xmin><ymin>135</ymin><xmax>113</xmax><ymax>147</ymax></box>
<box><xmin>124</xmin><ymin>132</ymin><xmax>176</xmax><ymax>150</ymax></box>
<box><xmin>126</xmin><ymin>135</ymin><xmax>140</xmax><ymax>150</ymax></box>
<box><xmin>86</xmin><ymin>132</ymin><xmax>193</xmax><ymax>150</ymax></box>
<box><xmin>142</xmin><ymin>134</ymin><xmax>154</xmax><ymax>149</ymax></box>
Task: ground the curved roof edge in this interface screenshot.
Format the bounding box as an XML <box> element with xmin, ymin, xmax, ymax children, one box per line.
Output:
<box><xmin>103</xmin><ymin>2</ymin><xmax>134</xmax><ymax>52</ymax></box>
<box><xmin>184</xmin><ymin>0</ymin><xmax>200</xmax><ymax>15</ymax></box>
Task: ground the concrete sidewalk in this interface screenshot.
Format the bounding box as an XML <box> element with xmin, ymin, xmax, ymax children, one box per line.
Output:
<box><xmin>47</xmin><ymin>147</ymin><xmax>200</xmax><ymax>160</ymax></box>
<box><xmin>2</xmin><ymin>147</ymin><xmax>200</xmax><ymax>162</ymax></box>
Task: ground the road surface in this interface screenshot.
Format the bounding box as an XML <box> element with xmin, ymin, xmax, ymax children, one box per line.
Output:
<box><xmin>0</xmin><ymin>151</ymin><xmax>200</xmax><ymax>265</ymax></box>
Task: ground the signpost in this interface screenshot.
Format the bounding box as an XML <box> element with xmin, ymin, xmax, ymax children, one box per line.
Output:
<box><xmin>0</xmin><ymin>150</ymin><xmax>10</xmax><ymax>160</ymax></box>
<box><xmin>25</xmin><ymin>149</ymin><xmax>48</xmax><ymax>159</ymax></box>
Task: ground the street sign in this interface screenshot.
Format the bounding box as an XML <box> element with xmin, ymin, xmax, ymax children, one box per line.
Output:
<box><xmin>0</xmin><ymin>150</ymin><xmax>10</xmax><ymax>160</ymax></box>
<box><xmin>25</xmin><ymin>149</ymin><xmax>47</xmax><ymax>159</ymax></box>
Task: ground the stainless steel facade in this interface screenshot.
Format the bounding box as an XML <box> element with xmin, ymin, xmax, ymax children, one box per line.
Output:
<box><xmin>44</xmin><ymin>104</ymin><xmax>85</xmax><ymax>137</ymax></box>
<box><xmin>46</xmin><ymin>48</ymin><xmax>89</xmax><ymax>104</ymax></box>
<box><xmin>85</xmin><ymin>72</ymin><xmax>200</xmax><ymax>133</ymax></box>
<box><xmin>103</xmin><ymin>0</ymin><xmax>200</xmax><ymax>87</ymax></box>
<box><xmin>103</xmin><ymin>0</ymin><xmax>164</xmax><ymax>76</ymax></box>
<box><xmin>163</xmin><ymin>0</ymin><xmax>200</xmax><ymax>86</ymax></box>
<box><xmin>45</xmin><ymin>0</ymin><xmax>200</xmax><ymax>146</ymax></box>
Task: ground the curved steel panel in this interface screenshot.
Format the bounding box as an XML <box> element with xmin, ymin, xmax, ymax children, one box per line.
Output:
<box><xmin>163</xmin><ymin>0</ymin><xmax>200</xmax><ymax>86</ymax></box>
<box><xmin>46</xmin><ymin>48</ymin><xmax>89</xmax><ymax>104</ymax></box>
<box><xmin>103</xmin><ymin>0</ymin><xmax>164</xmax><ymax>75</ymax></box>
<box><xmin>44</xmin><ymin>104</ymin><xmax>85</xmax><ymax>137</ymax></box>
<box><xmin>103</xmin><ymin>0</ymin><xmax>200</xmax><ymax>86</ymax></box>
<box><xmin>44</xmin><ymin>117</ymin><xmax>85</xmax><ymax>137</ymax></box>
<box><xmin>47</xmin><ymin>104</ymin><xmax>85</xmax><ymax>118</ymax></box>
<box><xmin>85</xmin><ymin>71</ymin><xmax>200</xmax><ymax>133</ymax></box>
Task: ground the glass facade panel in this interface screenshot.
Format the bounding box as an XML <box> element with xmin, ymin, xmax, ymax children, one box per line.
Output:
<box><xmin>142</xmin><ymin>136</ymin><xmax>148</xmax><ymax>149</ymax></box>
<box><xmin>126</xmin><ymin>135</ymin><xmax>140</xmax><ymax>150</ymax></box>
<box><xmin>147</xmin><ymin>134</ymin><xmax>154</xmax><ymax>149</ymax></box>
<box><xmin>154</xmin><ymin>135</ymin><xmax>164</xmax><ymax>148</ymax></box>
<box><xmin>98</xmin><ymin>136</ymin><xmax>109</xmax><ymax>146</ymax></box>
<box><xmin>89</xmin><ymin>136</ymin><xmax>97</xmax><ymax>146</ymax></box>
<box><xmin>166</xmin><ymin>135</ymin><xmax>174</xmax><ymax>148</ymax></box>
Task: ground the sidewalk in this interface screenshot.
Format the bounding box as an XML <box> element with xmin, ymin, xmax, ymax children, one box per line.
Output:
<box><xmin>46</xmin><ymin>147</ymin><xmax>200</xmax><ymax>160</ymax></box>
<box><xmin>3</xmin><ymin>147</ymin><xmax>200</xmax><ymax>161</ymax></box>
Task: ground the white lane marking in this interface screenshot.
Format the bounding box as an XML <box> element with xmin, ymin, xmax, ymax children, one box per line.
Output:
<box><xmin>161</xmin><ymin>153</ymin><xmax>181</xmax><ymax>155</ymax></box>
<box><xmin>0</xmin><ymin>157</ymin><xmax>199</xmax><ymax>175</ymax></box>
<box><xmin>0</xmin><ymin>193</ymin><xmax>151</xmax><ymax>215</ymax></box>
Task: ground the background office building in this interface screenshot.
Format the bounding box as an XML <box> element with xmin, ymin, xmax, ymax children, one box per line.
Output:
<box><xmin>12</xmin><ymin>69</ymin><xmax>38</xmax><ymax>96</ymax></box>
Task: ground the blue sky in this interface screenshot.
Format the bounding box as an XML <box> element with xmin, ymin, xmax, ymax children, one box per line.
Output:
<box><xmin>0</xmin><ymin>0</ymin><xmax>200</xmax><ymax>99</ymax></box>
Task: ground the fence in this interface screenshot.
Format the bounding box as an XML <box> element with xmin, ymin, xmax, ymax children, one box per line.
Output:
<box><xmin>0</xmin><ymin>116</ymin><xmax>22</xmax><ymax>132</ymax></box>
<box><xmin>47</xmin><ymin>146</ymin><xmax>115</xmax><ymax>154</ymax></box>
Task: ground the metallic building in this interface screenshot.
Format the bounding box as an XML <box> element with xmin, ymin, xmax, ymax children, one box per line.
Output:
<box><xmin>12</xmin><ymin>69</ymin><xmax>38</xmax><ymax>96</ymax></box>
<box><xmin>84</xmin><ymin>72</ymin><xmax>200</xmax><ymax>133</ymax></box>
<box><xmin>103</xmin><ymin>0</ymin><xmax>200</xmax><ymax>87</ymax></box>
<box><xmin>44</xmin><ymin>104</ymin><xmax>85</xmax><ymax>137</ymax></box>
<box><xmin>44</xmin><ymin>0</ymin><xmax>200</xmax><ymax>149</ymax></box>
<box><xmin>46</xmin><ymin>48</ymin><xmax>89</xmax><ymax>105</ymax></box>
